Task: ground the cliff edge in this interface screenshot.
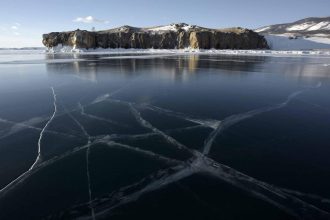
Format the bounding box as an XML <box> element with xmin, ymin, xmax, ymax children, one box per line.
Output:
<box><xmin>42</xmin><ymin>23</ymin><xmax>269</xmax><ymax>50</ymax></box>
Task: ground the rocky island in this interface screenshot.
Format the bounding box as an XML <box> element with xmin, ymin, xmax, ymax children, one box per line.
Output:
<box><xmin>42</xmin><ymin>23</ymin><xmax>269</xmax><ymax>50</ymax></box>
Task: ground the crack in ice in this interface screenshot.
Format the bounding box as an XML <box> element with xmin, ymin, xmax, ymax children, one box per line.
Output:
<box><xmin>0</xmin><ymin>132</ymin><xmax>181</xmax><ymax>201</ymax></box>
<box><xmin>29</xmin><ymin>87</ymin><xmax>57</xmax><ymax>170</ymax></box>
<box><xmin>78</xmin><ymin>102</ymin><xmax>125</xmax><ymax>128</ymax></box>
<box><xmin>86</xmin><ymin>146</ymin><xmax>95</xmax><ymax>220</ymax></box>
<box><xmin>202</xmin><ymin>89</ymin><xmax>311</xmax><ymax>155</ymax></box>
<box><xmin>165</xmin><ymin>125</ymin><xmax>207</xmax><ymax>134</ymax></box>
<box><xmin>91</xmin><ymin>77</ymin><xmax>142</xmax><ymax>105</ymax></box>
<box><xmin>0</xmin><ymin>117</ymin><xmax>79</xmax><ymax>140</ymax></box>
<box><xmin>104</xmin><ymin>132</ymin><xmax>159</xmax><ymax>141</ymax></box>
<box><xmin>0</xmin><ymin>87</ymin><xmax>59</xmax><ymax>197</ymax></box>
<box><xmin>103</xmin><ymin>141</ymin><xmax>182</xmax><ymax>165</ymax></box>
<box><xmin>90</xmin><ymin>154</ymin><xmax>330</xmax><ymax>220</ymax></box>
<box><xmin>279</xmin><ymin>188</ymin><xmax>330</xmax><ymax>204</ymax></box>
<box><xmin>66</xmin><ymin>103</ymin><xmax>95</xmax><ymax>220</ymax></box>
<box><xmin>200</xmin><ymin>156</ymin><xmax>330</xmax><ymax>220</ymax></box>
<box><xmin>143</xmin><ymin>104</ymin><xmax>221</xmax><ymax>129</ymax></box>
<box><xmin>60</xmin><ymin>102</ymin><xmax>95</xmax><ymax>220</ymax></box>
<box><xmin>1</xmin><ymin>82</ymin><xmax>327</xmax><ymax>220</ymax></box>
<box><xmin>61</xmin><ymin>103</ymin><xmax>91</xmax><ymax>144</ymax></box>
<box><xmin>128</xmin><ymin>103</ymin><xmax>195</xmax><ymax>156</ymax></box>
<box><xmin>0</xmin><ymin>141</ymin><xmax>96</xmax><ymax>199</ymax></box>
<box><xmin>94</xmin><ymin>164</ymin><xmax>195</xmax><ymax>218</ymax></box>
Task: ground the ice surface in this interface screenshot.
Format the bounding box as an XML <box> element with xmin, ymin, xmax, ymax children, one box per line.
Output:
<box><xmin>1</xmin><ymin>46</ymin><xmax>329</xmax><ymax>58</ymax></box>
<box><xmin>1</xmin><ymin>52</ymin><xmax>330</xmax><ymax>219</ymax></box>
<box><xmin>52</xmin><ymin>47</ymin><xmax>330</xmax><ymax>56</ymax></box>
<box><xmin>265</xmin><ymin>34</ymin><xmax>330</xmax><ymax>50</ymax></box>
<box><xmin>30</xmin><ymin>87</ymin><xmax>57</xmax><ymax>170</ymax></box>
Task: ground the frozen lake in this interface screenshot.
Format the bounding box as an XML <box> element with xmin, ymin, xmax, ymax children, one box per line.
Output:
<box><xmin>0</xmin><ymin>50</ymin><xmax>330</xmax><ymax>219</ymax></box>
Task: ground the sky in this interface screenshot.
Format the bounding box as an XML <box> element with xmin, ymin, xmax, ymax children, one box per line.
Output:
<box><xmin>0</xmin><ymin>0</ymin><xmax>329</xmax><ymax>47</ymax></box>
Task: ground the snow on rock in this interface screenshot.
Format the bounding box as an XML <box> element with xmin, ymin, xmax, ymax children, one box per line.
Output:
<box><xmin>285</xmin><ymin>21</ymin><xmax>330</xmax><ymax>32</ymax></box>
<box><xmin>255</xmin><ymin>26</ymin><xmax>270</xmax><ymax>33</ymax></box>
<box><xmin>324</xmin><ymin>24</ymin><xmax>330</xmax><ymax>30</ymax></box>
<box><xmin>256</xmin><ymin>17</ymin><xmax>330</xmax><ymax>35</ymax></box>
<box><xmin>147</xmin><ymin>23</ymin><xmax>194</xmax><ymax>32</ymax></box>
<box><xmin>308</xmin><ymin>22</ymin><xmax>330</xmax><ymax>31</ymax></box>
<box><xmin>148</xmin><ymin>24</ymin><xmax>179</xmax><ymax>32</ymax></box>
<box><xmin>286</xmin><ymin>23</ymin><xmax>314</xmax><ymax>31</ymax></box>
<box><xmin>182</xmin><ymin>25</ymin><xmax>193</xmax><ymax>32</ymax></box>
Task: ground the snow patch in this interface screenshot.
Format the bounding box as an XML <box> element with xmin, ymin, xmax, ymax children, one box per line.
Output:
<box><xmin>283</xmin><ymin>21</ymin><xmax>330</xmax><ymax>32</ymax></box>
<box><xmin>286</xmin><ymin>23</ymin><xmax>314</xmax><ymax>31</ymax></box>
<box><xmin>265</xmin><ymin>34</ymin><xmax>330</xmax><ymax>50</ymax></box>
<box><xmin>307</xmin><ymin>37</ymin><xmax>330</xmax><ymax>44</ymax></box>
<box><xmin>147</xmin><ymin>23</ymin><xmax>193</xmax><ymax>33</ymax></box>
<box><xmin>148</xmin><ymin>25</ymin><xmax>178</xmax><ymax>32</ymax></box>
<box><xmin>182</xmin><ymin>25</ymin><xmax>193</xmax><ymax>32</ymax></box>
<box><xmin>255</xmin><ymin>26</ymin><xmax>270</xmax><ymax>32</ymax></box>
<box><xmin>323</xmin><ymin>24</ymin><xmax>330</xmax><ymax>30</ymax></box>
<box><xmin>46</xmin><ymin>44</ymin><xmax>82</xmax><ymax>53</ymax></box>
<box><xmin>308</xmin><ymin>21</ymin><xmax>330</xmax><ymax>31</ymax></box>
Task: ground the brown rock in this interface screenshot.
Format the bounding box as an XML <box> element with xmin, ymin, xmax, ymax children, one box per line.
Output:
<box><xmin>42</xmin><ymin>24</ymin><xmax>269</xmax><ymax>50</ymax></box>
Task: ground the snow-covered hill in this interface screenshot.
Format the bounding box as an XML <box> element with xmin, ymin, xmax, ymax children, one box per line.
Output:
<box><xmin>255</xmin><ymin>17</ymin><xmax>330</xmax><ymax>50</ymax></box>
<box><xmin>255</xmin><ymin>17</ymin><xmax>330</xmax><ymax>36</ymax></box>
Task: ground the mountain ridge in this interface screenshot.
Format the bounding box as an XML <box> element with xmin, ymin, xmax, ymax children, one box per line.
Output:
<box><xmin>255</xmin><ymin>16</ymin><xmax>330</xmax><ymax>37</ymax></box>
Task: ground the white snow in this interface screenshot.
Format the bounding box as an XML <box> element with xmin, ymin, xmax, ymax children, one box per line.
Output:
<box><xmin>286</xmin><ymin>23</ymin><xmax>314</xmax><ymax>31</ymax></box>
<box><xmin>182</xmin><ymin>25</ymin><xmax>193</xmax><ymax>31</ymax></box>
<box><xmin>148</xmin><ymin>25</ymin><xmax>178</xmax><ymax>32</ymax></box>
<box><xmin>255</xmin><ymin>26</ymin><xmax>270</xmax><ymax>32</ymax></box>
<box><xmin>284</xmin><ymin>21</ymin><xmax>330</xmax><ymax>32</ymax></box>
<box><xmin>264</xmin><ymin>34</ymin><xmax>330</xmax><ymax>50</ymax></box>
<box><xmin>323</xmin><ymin>24</ymin><xmax>330</xmax><ymax>30</ymax></box>
<box><xmin>147</xmin><ymin>23</ymin><xmax>193</xmax><ymax>32</ymax></box>
<box><xmin>306</xmin><ymin>37</ymin><xmax>330</xmax><ymax>44</ymax></box>
<box><xmin>46</xmin><ymin>44</ymin><xmax>76</xmax><ymax>53</ymax></box>
<box><xmin>308</xmin><ymin>21</ymin><xmax>330</xmax><ymax>31</ymax></box>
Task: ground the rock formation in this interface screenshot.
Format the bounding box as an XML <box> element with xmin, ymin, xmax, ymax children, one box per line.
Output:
<box><xmin>42</xmin><ymin>23</ymin><xmax>269</xmax><ymax>50</ymax></box>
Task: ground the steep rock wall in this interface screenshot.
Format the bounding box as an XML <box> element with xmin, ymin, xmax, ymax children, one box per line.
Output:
<box><xmin>42</xmin><ymin>26</ymin><xmax>269</xmax><ymax>50</ymax></box>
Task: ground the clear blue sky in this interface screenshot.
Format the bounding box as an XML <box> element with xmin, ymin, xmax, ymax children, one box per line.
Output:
<box><xmin>0</xmin><ymin>0</ymin><xmax>329</xmax><ymax>47</ymax></box>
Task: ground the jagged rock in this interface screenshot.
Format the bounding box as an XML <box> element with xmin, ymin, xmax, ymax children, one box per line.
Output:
<box><xmin>71</xmin><ymin>30</ymin><xmax>96</xmax><ymax>49</ymax></box>
<box><xmin>42</xmin><ymin>24</ymin><xmax>269</xmax><ymax>50</ymax></box>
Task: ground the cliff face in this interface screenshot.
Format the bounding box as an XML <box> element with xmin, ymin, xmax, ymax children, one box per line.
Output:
<box><xmin>42</xmin><ymin>23</ymin><xmax>269</xmax><ymax>50</ymax></box>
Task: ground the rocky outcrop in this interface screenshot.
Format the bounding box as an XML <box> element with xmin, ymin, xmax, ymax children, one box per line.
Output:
<box><xmin>42</xmin><ymin>23</ymin><xmax>269</xmax><ymax>50</ymax></box>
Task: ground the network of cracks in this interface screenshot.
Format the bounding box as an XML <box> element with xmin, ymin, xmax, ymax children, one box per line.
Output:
<box><xmin>0</xmin><ymin>81</ymin><xmax>329</xmax><ymax>220</ymax></box>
